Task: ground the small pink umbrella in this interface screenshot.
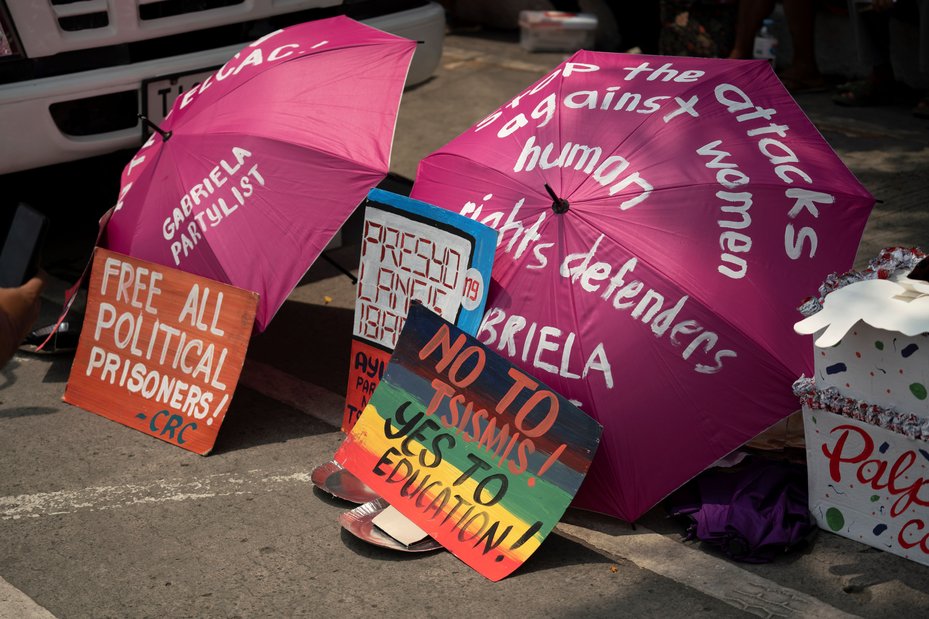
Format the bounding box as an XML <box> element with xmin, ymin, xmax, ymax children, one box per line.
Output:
<box><xmin>411</xmin><ymin>51</ymin><xmax>874</xmax><ymax>522</ymax></box>
<box><xmin>102</xmin><ymin>16</ymin><xmax>416</xmax><ymax>331</ymax></box>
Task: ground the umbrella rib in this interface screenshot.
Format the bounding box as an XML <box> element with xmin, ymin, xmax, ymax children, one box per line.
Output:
<box><xmin>109</xmin><ymin>148</ymin><xmax>234</xmax><ymax>288</ymax></box>
<box><xmin>562</xmin><ymin>204</ymin><xmax>808</xmax><ymax>381</ymax></box>
<box><xmin>584</xmin><ymin>60</ymin><xmax>767</xmax><ymax>175</ymax></box>
<box><xmin>172</xmin><ymin>37</ymin><xmax>413</xmax><ymax>130</ymax></box>
<box><xmin>167</xmin><ymin>130</ymin><xmax>390</xmax><ymax>181</ymax></box>
<box><xmin>558</xmin><ymin>57</ymin><xmax>859</xmax><ymax>210</ymax></box>
<box><xmin>566</xmin><ymin>177</ymin><xmax>872</xmax><ymax>211</ymax></box>
<box><xmin>106</xmin><ymin>143</ymin><xmax>168</xmax><ymax>237</ymax></box>
<box><xmin>554</xmin><ymin>213</ymin><xmax>599</xmax><ymax>421</ymax></box>
<box><xmin>430</xmin><ymin>151</ymin><xmax>550</xmax><ymax>199</ymax></box>
<box><xmin>169</xmin><ymin>144</ymin><xmax>236</xmax><ymax>285</ymax></box>
<box><xmin>550</xmin><ymin>185</ymin><xmax>601</xmax><ymax>420</ymax></box>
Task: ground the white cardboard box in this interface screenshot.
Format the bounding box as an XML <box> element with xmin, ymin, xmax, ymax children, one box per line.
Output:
<box><xmin>518</xmin><ymin>11</ymin><xmax>597</xmax><ymax>53</ymax></box>
<box><xmin>794</xmin><ymin>248</ymin><xmax>929</xmax><ymax>565</ymax></box>
<box><xmin>798</xmin><ymin>402</ymin><xmax>929</xmax><ymax>567</ymax></box>
<box><xmin>803</xmin><ymin>308</ymin><xmax>929</xmax><ymax>418</ymax></box>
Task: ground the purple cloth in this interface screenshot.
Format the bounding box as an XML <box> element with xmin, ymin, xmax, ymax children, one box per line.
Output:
<box><xmin>667</xmin><ymin>457</ymin><xmax>816</xmax><ymax>563</ymax></box>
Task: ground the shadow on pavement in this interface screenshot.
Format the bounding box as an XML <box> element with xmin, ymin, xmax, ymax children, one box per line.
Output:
<box><xmin>248</xmin><ymin>300</ymin><xmax>355</xmax><ymax>398</ymax></box>
<box><xmin>516</xmin><ymin>532</ymin><xmax>615</xmax><ymax>576</ymax></box>
<box><xmin>210</xmin><ymin>386</ymin><xmax>335</xmax><ymax>454</ymax></box>
<box><xmin>0</xmin><ymin>406</ymin><xmax>58</xmax><ymax>419</ymax></box>
<box><xmin>39</xmin><ymin>355</ymin><xmax>74</xmax><ymax>384</ymax></box>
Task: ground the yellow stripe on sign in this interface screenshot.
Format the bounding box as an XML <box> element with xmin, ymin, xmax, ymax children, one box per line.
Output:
<box><xmin>351</xmin><ymin>404</ymin><xmax>541</xmax><ymax>563</ymax></box>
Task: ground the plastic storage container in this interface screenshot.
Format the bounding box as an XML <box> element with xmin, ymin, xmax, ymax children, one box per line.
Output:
<box><xmin>752</xmin><ymin>18</ymin><xmax>778</xmax><ymax>66</ymax></box>
<box><xmin>518</xmin><ymin>11</ymin><xmax>597</xmax><ymax>53</ymax></box>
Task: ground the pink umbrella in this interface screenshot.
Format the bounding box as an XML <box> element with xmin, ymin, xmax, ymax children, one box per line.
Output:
<box><xmin>102</xmin><ymin>16</ymin><xmax>415</xmax><ymax>331</ymax></box>
<box><xmin>411</xmin><ymin>51</ymin><xmax>874</xmax><ymax>522</ymax></box>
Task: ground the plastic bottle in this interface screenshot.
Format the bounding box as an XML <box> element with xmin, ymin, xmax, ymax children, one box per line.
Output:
<box><xmin>752</xmin><ymin>18</ymin><xmax>778</xmax><ymax>67</ymax></box>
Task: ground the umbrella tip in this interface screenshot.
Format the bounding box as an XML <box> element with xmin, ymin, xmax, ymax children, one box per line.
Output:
<box><xmin>544</xmin><ymin>183</ymin><xmax>570</xmax><ymax>214</ymax></box>
<box><xmin>138</xmin><ymin>114</ymin><xmax>172</xmax><ymax>142</ymax></box>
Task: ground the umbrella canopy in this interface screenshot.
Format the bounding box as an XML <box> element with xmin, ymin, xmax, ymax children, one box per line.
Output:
<box><xmin>103</xmin><ymin>16</ymin><xmax>416</xmax><ymax>331</ymax></box>
<box><xmin>410</xmin><ymin>51</ymin><xmax>874</xmax><ymax>522</ymax></box>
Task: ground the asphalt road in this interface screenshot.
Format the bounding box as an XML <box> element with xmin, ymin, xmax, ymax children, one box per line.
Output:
<box><xmin>2</xmin><ymin>26</ymin><xmax>929</xmax><ymax>619</ymax></box>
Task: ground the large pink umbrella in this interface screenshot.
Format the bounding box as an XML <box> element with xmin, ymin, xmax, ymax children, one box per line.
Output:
<box><xmin>411</xmin><ymin>51</ymin><xmax>874</xmax><ymax>522</ymax></box>
<box><xmin>102</xmin><ymin>16</ymin><xmax>415</xmax><ymax>331</ymax></box>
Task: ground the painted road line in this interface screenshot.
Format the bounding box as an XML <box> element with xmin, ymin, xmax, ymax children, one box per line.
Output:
<box><xmin>0</xmin><ymin>576</ymin><xmax>56</xmax><ymax>618</ymax></box>
<box><xmin>3</xmin><ymin>467</ymin><xmax>857</xmax><ymax>617</ymax></box>
<box><xmin>1</xmin><ymin>470</ymin><xmax>310</xmax><ymax>520</ymax></box>
<box><xmin>556</xmin><ymin>521</ymin><xmax>859</xmax><ymax>619</ymax></box>
<box><xmin>229</xmin><ymin>361</ymin><xmax>860</xmax><ymax>617</ymax></box>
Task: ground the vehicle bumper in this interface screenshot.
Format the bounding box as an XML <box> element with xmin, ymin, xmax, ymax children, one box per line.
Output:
<box><xmin>0</xmin><ymin>2</ymin><xmax>444</xmax><ymax>174</ymax></box>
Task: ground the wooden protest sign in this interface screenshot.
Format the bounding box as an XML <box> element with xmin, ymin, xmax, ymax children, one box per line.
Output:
<box><xmin>335</xmin><ymin>303</ymin><xmax>602</xmax><ymax>580</ymax></box>
<box><xmin>64</xmin><ymin>248</ymin><xmax>258</xmax><ymax>455</ymax></box>
<box><xmin>342</xmin><ymin>189</ymin><xmax>497</xmax><ymax>432</ymax></box>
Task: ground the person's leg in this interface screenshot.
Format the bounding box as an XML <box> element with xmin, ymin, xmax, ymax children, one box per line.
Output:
<box><xmin>917</xmin><ymin>0</ymin><xmax>929</xmax><ymax>74</ymax></box>
<box><xmin>729</xmin><ymin>0</ymin><xmax>777</xmax><ymax>59</ymax></box>
<box><xmin>781</xmin><ymin>0</ymin><xmax>822</xmax><ymax>79</ymax></box>
<box><xmin>608</xmin><ymin>1</ymin><xmax>661</xmax><ymax>53</ymax></box>
<box><xmin>911</xmin><ymin>0</ymin><xmax>929</xmax><ymax>116</ymax></box>
<box><xmin>863</xmin><ymin>4</ymin><xmax>895</xmax><ymax>82</ymax></box>
<box><xmin>835</xmin><ymin>1</ymin><xmax>896</xmax><ymax>104</ymax></box>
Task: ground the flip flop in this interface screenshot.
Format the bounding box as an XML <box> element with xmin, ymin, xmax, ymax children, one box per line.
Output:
<box><xmin>18</xmin><ymin>319</ymin><xmax>82</xmax><ymax>355</ymax></box>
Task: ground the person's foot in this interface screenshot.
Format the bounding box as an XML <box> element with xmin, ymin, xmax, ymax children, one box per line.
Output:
<box><xmin>913</xmin><ymin>95</ymin><xmax>929</xmax><ymax>119</ymax></box>
<box><xmin>835</xmin><ymin>79</ymin><xmax>866</xmax><ymax>92</ymax></box>
<box><xmin>832</xmin><ymin>79</ymin><xmax>895</xmax><ymax>106</ymax></box>
<box><xmin>778</xmin><ymin>72</ymin><xmax>827</xmax><ymax>94</ymax></box>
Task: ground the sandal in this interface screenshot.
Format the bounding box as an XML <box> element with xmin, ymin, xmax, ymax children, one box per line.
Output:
<box><xmin>832</xmin><ymin>79</ymin><xmax>894</xmax><ymax>107</ymax></box>
<box><xmin>913</xmin><ymin>96</ymin><xmax>929</xmax><ymax>119</ymax></box>
<box><xmin>835</xmin><ymin>79</ymin><xmax>867</xmax><ymax>93</ymax></box>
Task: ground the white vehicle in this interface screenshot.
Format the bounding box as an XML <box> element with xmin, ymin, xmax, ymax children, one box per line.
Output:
<box><xmin>0</xmin><ymin>1</ymin><xmax>444</xmax><ymax>174</ymax></box>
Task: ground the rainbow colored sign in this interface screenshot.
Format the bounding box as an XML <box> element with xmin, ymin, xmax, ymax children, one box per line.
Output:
<box><xmin>335</xmin><ymin>303</ymin><xmax>602</xmax><ymax>580</ymax></box>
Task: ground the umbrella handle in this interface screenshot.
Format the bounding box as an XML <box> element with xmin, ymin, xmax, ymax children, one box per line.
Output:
<box><xmin>138</xmin><ymin>114</ymin><xmax>172</xmax><ymax>141</ymax></box>
<box><xmin>544</xmin><ymin>183</ymin><xmax>569</xmax><ymax>214</ymax></box>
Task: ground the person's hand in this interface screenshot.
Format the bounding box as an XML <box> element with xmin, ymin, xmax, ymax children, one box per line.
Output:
<box><xmin>0</xmin><ymin>274</ymin><xmax>46</xmax><ymax>367</ymax></box>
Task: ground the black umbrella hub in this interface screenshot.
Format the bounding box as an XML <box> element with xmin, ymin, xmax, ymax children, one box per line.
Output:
<box><xmin>544</xmin><ymin>183</ymin><xmax>569</xmax><ymax>214</ymax></box>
